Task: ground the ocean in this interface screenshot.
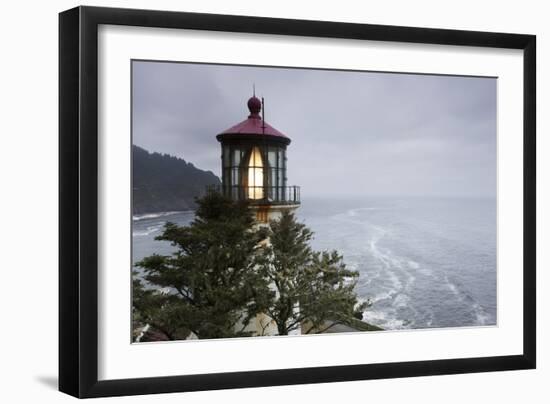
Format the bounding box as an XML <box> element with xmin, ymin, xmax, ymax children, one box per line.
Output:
<box><xmin>132</xmin><ymin>196</ymin><xmax>497</xmax><ymax>330</ymax></box>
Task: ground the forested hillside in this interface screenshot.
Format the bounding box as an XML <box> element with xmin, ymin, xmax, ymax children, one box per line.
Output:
<box><xmin>133</xmin><ymin>145</ymin><xmax>220</xmax><ymax>214</ymax></box>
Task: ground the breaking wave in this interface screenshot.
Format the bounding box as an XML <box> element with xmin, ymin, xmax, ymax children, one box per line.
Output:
<box><xmin>133</xmin><ymin>211</ymin><xmax>186</xmax><ymax>221</ymax></box>
<box><xmin>133</xmin><ymin>225</ymin><xmax>163</xmax><ymax>237</ymax></box>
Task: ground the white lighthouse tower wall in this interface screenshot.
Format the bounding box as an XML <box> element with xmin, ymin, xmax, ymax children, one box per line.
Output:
<box><xmin>234</xmin><ymin>204</ymin><xmax>301</xmax><ymax>337</ymax></box>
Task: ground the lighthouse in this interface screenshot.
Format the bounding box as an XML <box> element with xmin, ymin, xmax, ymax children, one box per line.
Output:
<box><xmin>216</xmin><ymin>94</ymin><xmax>300</xmax><ymax>336</ymax></box>
<box><xmin>216</xmin><ymin>95</ymin><xmax>300</xmax><ymax>222</ymax></box>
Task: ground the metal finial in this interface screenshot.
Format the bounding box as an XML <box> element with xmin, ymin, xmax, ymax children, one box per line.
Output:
<box><xmin>261</xmin><ymin>97</ymin><xmax>265</xmax><ymax>134</ymax></box>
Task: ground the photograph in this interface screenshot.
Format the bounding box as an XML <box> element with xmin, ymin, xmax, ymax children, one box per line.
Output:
<box><xmin>131</xmin><ymin>60</ymin><xmax>497</xmax><ymax>342</ymax></box>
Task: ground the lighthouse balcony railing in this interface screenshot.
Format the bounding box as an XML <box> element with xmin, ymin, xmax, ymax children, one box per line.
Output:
<box><xmin>208</xmin><ymin>185</ymin><xmax>301</xmax><ymax>205</ymax></box>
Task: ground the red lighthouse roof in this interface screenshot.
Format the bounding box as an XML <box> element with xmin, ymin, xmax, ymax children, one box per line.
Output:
<box><xmin>217</xmin><ymin>96</ymin><xmax>290</xmax><ymax>144</ymax></box>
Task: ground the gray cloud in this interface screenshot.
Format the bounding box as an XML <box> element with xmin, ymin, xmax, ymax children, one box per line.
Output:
<box><xmin>133</xmin><ymin>61</ymin><xmax>496</xmax><ymax>198</ymax></box>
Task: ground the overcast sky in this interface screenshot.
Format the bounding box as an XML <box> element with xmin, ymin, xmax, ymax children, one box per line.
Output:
<box><xmin>132</xmin><ymin>61</ymin><xmax>496</xmax><ymax>198</ymax></box>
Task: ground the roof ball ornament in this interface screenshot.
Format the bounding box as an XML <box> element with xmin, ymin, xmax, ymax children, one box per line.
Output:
<box><xmin>247</xmin><ymin>96</ymin><xmax>262</xmax><ymax>117</ymax></box>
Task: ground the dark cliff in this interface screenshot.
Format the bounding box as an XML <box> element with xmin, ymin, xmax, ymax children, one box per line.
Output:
<box><xmin>133</xmin><ymin>145</ymin><xmax>220</xmax><ymax>214</ymax></box>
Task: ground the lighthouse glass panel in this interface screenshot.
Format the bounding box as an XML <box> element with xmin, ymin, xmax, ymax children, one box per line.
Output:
<box><xmin>264</xmin><ymin>146</ymin><xmax>285</xmax><ymax>202</ymax></box>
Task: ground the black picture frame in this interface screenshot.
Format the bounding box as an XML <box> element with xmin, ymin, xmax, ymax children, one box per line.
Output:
<box><xmin>59</xmin><ymin>5</ymin><xmax>536</xmax><ymax>398</ymax></box>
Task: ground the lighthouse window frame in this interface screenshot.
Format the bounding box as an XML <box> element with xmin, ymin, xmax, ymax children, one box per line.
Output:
<box><xmin>220</xmin><ymin>141</ymin><xmax>289</xmax><ymax>203</ymax></box>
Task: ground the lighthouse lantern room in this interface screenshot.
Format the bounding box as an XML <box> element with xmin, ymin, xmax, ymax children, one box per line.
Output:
<box><xmin>216</xmin><ymin>95</ymin><xmax>300</xmax><ymax>222</ymax></box>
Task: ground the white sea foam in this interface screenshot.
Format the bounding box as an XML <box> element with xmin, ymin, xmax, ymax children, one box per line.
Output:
<box><xmin>402</xmin><ymin>268</ymin><xmax>416</xmax><ymax>290</ymax></box>
<box><xmin>419</xmin><ymin>268</ymin><xmax>433</xmax><ymax>276</ymax></box>
<box><xmin>425</xmin><ymin>312</ymin><xmax>435</xmax><ymax>327</ymax></box>
<box><xmin>371</xmin><ymin>290</ymin><xmax>394</xmax><ymax>303</ymax></box>
<box><xmin>386</xmin><ymin>270</ymin><xmax>403</xmax><ymax>290</ymax></box>
<box><xmin>369</xmin><ymin>235</ymin><xmax>409</xmax><ymax>292</ymax></box>
<box><xmin>347</xmin><ymin>207</ymin><xmax>387</xmax><ymax>216</ymax></box>
<box><xmin>363</xmin><ymin>309</ymin><xmax>407</xmax><ymax>330</ymax></box>
<box><xmin>442</xmin><ymin>276</ymin><xmax>492</xmax><ymax>325</ymax></box>
<box><xmin>444</xmin><ymin>277</ymin><xmax>460</xmax><ymax>296</ymax></box>
<box><xmin>408</xmin><ymin>260</ymin><xmax>420</xmax><ymax>269</ymax></box>
<box><xmin>471</xmin><ymin>302</ymin><xmax>490</xmax><ymax>325</ymax></box>
<box><xmin>133</xmin><ymin>211</ymin><xmax>186</xmax><ymax>221</ymax></box>
<box><xmin>133</xmin><ymin>225</ymin><xmax>163</xmax><ymax>237</ymax></box>
<box><xmin>393</xmin><ymin>293</ymin><xmax>410</xmax><ymax>308</ymax></box>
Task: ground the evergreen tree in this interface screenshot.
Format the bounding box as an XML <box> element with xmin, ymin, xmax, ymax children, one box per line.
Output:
<box><xmin>133</xmin><ymin>194</ymin><xmax>375</xmax><ymax>341</ymax></box>
<box><xmin>255</xmin><ymin>211</ymin><xmax>368</xmax><ymax>335</ymax></box>
<box><xmin>133</xmin><ymin>191</ymin><xmax>267</xmax><ymax>341</ymax></box>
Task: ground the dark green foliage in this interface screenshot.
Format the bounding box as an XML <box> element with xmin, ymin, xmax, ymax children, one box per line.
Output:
<box><xmin>133</xmin><ymin>195</ymin><xmax>373</xmax><ymax>341</ymax></box>
<box><xmin>255</xmin><ymin>211</ymin><xmax>368</xmax><ymax>335</ymax></box>
<box><xmin>133</xmin><ymin>191</ymin><xmax>267</xmax><ymax>340</ymax></box>
<box><xmin>132</xmin><ymin>145</ymin><xmax>220</xmax><ymax>214</ymax></box>
<box><xmin>132</xmin><ymin>275</ymin><xmax>192</xmax><ymax>341</ymax></box>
